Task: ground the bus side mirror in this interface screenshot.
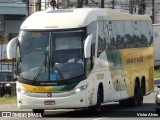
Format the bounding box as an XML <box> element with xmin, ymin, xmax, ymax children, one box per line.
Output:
<box><xmin>7</xmin><ymin>37</ymin><xmax>18</xmax><ymax>60</ymax></box>
<box><xmin>84</xmin><ymin>34</ymin><xmax>93</xmax><ymax>58</ymax></box>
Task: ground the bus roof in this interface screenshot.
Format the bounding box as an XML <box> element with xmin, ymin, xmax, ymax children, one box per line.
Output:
<box><xmin>21</xmin><ymin>8</ymin><xmax>151</xmax><ymax>30</ymax></box>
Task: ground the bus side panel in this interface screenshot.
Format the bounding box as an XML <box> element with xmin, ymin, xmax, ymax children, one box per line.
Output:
<box><xmin>95</xmin><ymin>50</ymin><xmax>129</xmax><ymax>102</ymax></box>
<box><xmin>120</xmin><ymin>47</ymin><xmax>154</xmax><ymax>97</ymax></box>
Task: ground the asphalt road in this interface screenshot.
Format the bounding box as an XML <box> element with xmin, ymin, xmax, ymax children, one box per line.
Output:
<box><xmin>0</xmin><ymin>80</ymin><xmax>160</xmax><ymax>120</ymax></box>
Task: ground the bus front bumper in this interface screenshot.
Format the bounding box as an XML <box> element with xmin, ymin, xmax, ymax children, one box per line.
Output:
<box><xmin>17</xmin><ymin>91</ymin><xmax>87</xmax><ymax>110</ymax></box>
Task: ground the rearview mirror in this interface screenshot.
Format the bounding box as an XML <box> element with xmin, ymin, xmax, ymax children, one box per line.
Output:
<box><xmin>84</xmin><ymin>34</ymin><xmax>93</xmax><ymax>58</ymax></box>
<box><xmin>7</xmin><ymin>37</ymin><xmax>18</xmax><ymax>60</ymax></box>
<box><xmin>157</xmin><ymin>84</ymin><xmax>160</xmax><ymax>88</ymax></box>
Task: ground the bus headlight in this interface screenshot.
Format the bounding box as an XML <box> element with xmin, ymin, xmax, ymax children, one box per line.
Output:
<box><xmin>75</xmin><ymin>85</ymin><xmax>88</xmax><ymax>93</ymax></box>
<box><xmin>157</xmin><ymin>93</ymin><xmax>160</xmax><ymax>99</ymax></box>
<box><xmin>17</xmin><ymin>88</ymin><xmax>28</xmax><ymax>94</ymax></box>
<box><xmin>75</xmin><ymin>88</ymin><xmax>81</xmax><ymax>93</ymax></box>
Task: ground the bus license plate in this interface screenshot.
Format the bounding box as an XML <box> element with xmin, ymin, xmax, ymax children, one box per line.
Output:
<box><xmin>44</xmin><ymin>100</ymin><xmax>55</xmax><ymax>105</ymax></box>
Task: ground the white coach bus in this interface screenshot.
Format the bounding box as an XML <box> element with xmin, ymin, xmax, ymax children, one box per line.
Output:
<box><xmin>7</xmin><ymin>8</ymin><xmax>154</xmax><ymax>115</ymax></box>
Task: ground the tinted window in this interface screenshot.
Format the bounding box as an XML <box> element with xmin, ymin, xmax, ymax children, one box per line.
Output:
<box><xmin>0</xmin><ymin>72</ymin><xmax>13</xmax><ymax>81</ymax></box>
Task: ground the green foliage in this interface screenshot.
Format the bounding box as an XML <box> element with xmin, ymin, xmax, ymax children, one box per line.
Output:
<box><xmin>154</xmin><ymin>68</ymin><xmax>160</xmax><ymax>79</ymax></box>
<box><xmin>3</xmin><ymin>94</ymin><xmax>11</xmax><ymax>98</ymax></box>
<box><xmin>0</xmin><ymin>94</ymin><xmax>16</xmax><ymax>104</ymax></box>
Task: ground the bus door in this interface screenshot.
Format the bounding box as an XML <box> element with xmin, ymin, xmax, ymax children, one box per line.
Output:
<box><xmin>95</xmin><ymin>20</ymin><xmax>116</xmax><ymax>102</ymax></box>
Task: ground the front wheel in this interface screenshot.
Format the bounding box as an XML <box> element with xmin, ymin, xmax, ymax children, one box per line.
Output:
<box><xmin>156</xmin><ymin>108</ymin><xmax>160</xmax><ymax>115</ymax></box>
<box><xmin>89</xmin><ymin>88</ymin><xmax>103</xmax><ymax>114</ymax></box>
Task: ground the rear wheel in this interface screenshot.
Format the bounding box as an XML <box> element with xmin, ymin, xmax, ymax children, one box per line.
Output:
<box><xmin>119</xmin><ymin>99</ymin><xmax>129</xmax><ymax>106</ymax></box>
<box><xmin>129</xmin><ymin>82</ymin><xmax>140</xmax><ymax>107</ymax></box>
<box><xmin>119</xmin><ymin>81</ymin><xmax>141</xmax><ymax>107</ymax></box>
<box><xmin>138</xmin><ymin>86</ymin><xmax>143</xmax><ymax>106</ymax></box>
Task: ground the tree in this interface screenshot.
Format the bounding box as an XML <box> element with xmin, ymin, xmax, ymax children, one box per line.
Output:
<box><xmin>76</xmin><ymin>0</ymin><xmax>84</xmax><ymax>8</ymax></box>
<box><xmin>138</xmin><ymin>0</ymin><xmax>146</xmax><ymax>14</ymax></box>
<box><xmin>50</xmin><ymin>0</ymin><xmax>57</xmax><ymax>9</ymax></box>
<box><xmin>36</xmin><ymin>0</ymin><xmax>41</xmax><ymax>11</ymax></box>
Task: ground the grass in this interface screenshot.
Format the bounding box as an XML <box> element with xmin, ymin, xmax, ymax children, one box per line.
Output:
<box><xmin>0</xmin><ymin>94</ymin><xmax>17</xmax><ymax>104</ymax></box>
<box><xmin>154</xmin><ymin>68</ymin><xmax>160</xmax><ymax>79</ymax></box>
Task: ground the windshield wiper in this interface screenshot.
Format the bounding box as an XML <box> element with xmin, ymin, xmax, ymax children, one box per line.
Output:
<box><xmin>33</xmin><ymin>52</ymin><xmax>48</xmax><ymax>81</ymax></box>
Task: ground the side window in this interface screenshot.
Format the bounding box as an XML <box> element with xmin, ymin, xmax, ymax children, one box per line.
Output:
<box><xmin>105</xmin><ymin>21</ymin><xmax>110</xmax><ymax>50</ymax></box>
<box><xmin>133</xmin><ymin>21</ymin><xmax>141</xmax><ymax>47</ymax></box>
<box><xmin>146</xmin><ymin>21</ymin><xmax>153</xmax><ymax>45</ymax></box>
<box><xmin>108</xmin><ymin>21</ymin><xmax>117</xmax><ymax>49</ymax></box>
<box><xmin>116</xmin><ymin>21</ymin><xmax>125</xmax><ymax>49</ymax></box>
<box><xmin>140</xmin><ymin>21</ymin><xmax>148</xmax><ymax>47</ymax></box>
<box><xmin>108</xmin><ymin>21</ymin><xmax>125</xmax><ymax>49</ymax></box>
<box><xmin>125</xmin><ymin>21</ymin><xmax>134</xmax><ymax>48</ymax></box>
<box><xmin>97</xmin><ymin>21</ymin><xmax>106</xmax><ymax>57</ymax></box>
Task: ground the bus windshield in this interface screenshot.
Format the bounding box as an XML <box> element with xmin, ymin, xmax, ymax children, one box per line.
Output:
<box><xmin>19</xmin><ymin>30</ymin><xmax>84</xmax><ymax>81</ymax></box>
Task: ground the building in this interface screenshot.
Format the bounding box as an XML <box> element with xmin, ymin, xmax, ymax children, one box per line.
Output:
<box><xmin>0</xmin><ymin>0</ymin><xmax>26</xmax><ymax>70</ymax></box>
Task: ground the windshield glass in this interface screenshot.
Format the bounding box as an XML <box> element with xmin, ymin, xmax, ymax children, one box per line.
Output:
<box><xmin>19</xmin><ymin>30</ymin><xmax>84</xmax><ymax>81</ymax></box>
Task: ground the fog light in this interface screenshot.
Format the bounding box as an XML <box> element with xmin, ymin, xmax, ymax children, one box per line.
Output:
<box><xmin>80</xmin><ymin>99</ymin><xmax>83</xmax><ymax>102</ymax></box>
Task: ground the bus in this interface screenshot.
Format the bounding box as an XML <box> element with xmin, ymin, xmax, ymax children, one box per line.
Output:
<box><xmin>153</xmin><ymin>24</ymin><xmax>160</xmax><ymax>69</ymax></box>
<box><xmin>7</xmin><ymin>8</ymin><xmax>154</xmax><ymax>115</ymax></box>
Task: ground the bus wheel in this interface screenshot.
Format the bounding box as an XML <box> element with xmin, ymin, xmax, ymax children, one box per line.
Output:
<box><xmin>119</xmin><ymin>99</ymin><xmax>128</xmax><ymax>106</ymax></box>
<box><xmin>130</xmin><ymin>82</ymin><xmax>139</xmax><ymax>107</ymax></box>
<box><xmin>156</xmin><ymin>108</ymin><xmax>160</xmax><ymax>115</ymax></box>
<box><xmin>94</xmin><ymin>88</ymin><xmax>103</xmax><ymax>113</ymax></box>
<box><xmin>89</xmin><ymin>88</ymin><xmax>103</xmax><ymax>114</ymax></box>
<box><xmin>96</xmin><ymin>88</ymin><xmax>103</xmax><ymax>112</ymax></box>
<box><xmin>138</xmin><ymin>87</ymin><xmax>143</xmax><ymax>106</ymax></box>
<box><xmin>32</xmin><ymin>109</ymin><xmax>44</xmax><ymax>116</ymax></box>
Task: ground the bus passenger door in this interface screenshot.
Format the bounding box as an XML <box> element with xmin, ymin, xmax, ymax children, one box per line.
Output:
<box><xmin>95</xmin><ymin>20</ymin><xmax>116</xmax><ymax>102</ymax></box>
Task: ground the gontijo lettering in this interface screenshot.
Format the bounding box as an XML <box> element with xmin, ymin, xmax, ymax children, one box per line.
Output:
<box><xmin>126</xmin><ymin>52</ymin><xmax>143</xmax><ymax>64</ymax></box>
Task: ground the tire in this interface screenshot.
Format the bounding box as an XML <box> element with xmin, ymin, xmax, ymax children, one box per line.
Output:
<box><xmin>129</xmin><ymin>82</ymin><xmax>139</xmax><ymax>107</ymax></box>
<box><xmin>119</xmin><ymin>99</ymin><xmax>129</xmax><ymax>106</ymax></box>
<box><xmin>119</xmin><ymin>81</ymin><xmax>143</xmax><ymax>107</ymax></box>
<box><xmin>32</xmin><ymin>109</ymin><xmax>44</xmax><ymax>117</ymax></box>
<box><xmin>138</xmin><ymin>87</ymin><xmax>143</xmax><ymax>106</ymax></box>
<box><xmin>156</xmin><ymin>108</ymin><xmax>160</xmax><ymax>115</ymax></box>
<box><xmin>89</xmin><ymin>88</ymin><xmax>103</xmax><ymax>114</ymax></box>
<box><xmin>141</xmin><ymin>80</ymin><xmax>146</xmax><ymax>96</ymax></box>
